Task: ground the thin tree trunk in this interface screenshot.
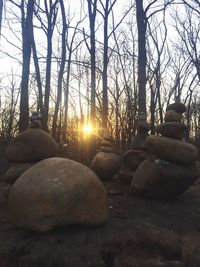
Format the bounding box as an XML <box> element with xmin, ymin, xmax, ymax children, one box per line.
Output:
<box><xmin>31</xmin><ymin>32</ymin><xmax>43</xmax><ymax>115</ymax></box>
<box><xmin>87</xmin><ymin>0</ymin><xmax>97</xmax><ymax>125</ymax></box>
<box><xmin>136</xmin><ymin>0</ymin><xmax>147</xmax><ymax>118</ymax></box>
<box><xmin>102</xmin><ymin>0</ymin><xmax>109</xmax><ymax>131</ymax></box>
<box><xmin>52</xmin><ymin>0</ymin><xmax>67</xmax><ymax>140</ymax></box>
<box><xmin>19</xmin><ymin>0</ymin><xmax>34</xmax><ymax>132</ymax></box>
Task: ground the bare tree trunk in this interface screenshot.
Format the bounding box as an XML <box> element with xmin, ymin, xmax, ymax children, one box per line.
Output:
<box><xmin>0</xmin><ymin>0</ymin><xmax>3</xmax><ymax>35</ymax></box>
<box><xmin>87</xmin><ymin>0</ymin><xmax>97</xmax><ymax>125</ymax></box>
<box><xmin>31</xmin><ymin>31</ymin><xmax>43</xmax><ymax>115</ymax></box>
<box><xmin>19</xmin><ymin>0</ymin><xmax>34</xmax><ymax>132</ymax></box>
<box><xmin>136</xmin><ymin>0</ymin><xmax>147</xmax><ymax>118</ymax></box>
<box><xmin>42</xmin><ymin>0</ymin><xmax>59</xmax><ymax>132</ymax></box>
<box><xmin>102</xmin><ymin>0</ymin><xmax>109</xmax><ymax>130</ymax></box>
<box><xmin>52</xmin><ymin>0</ymin><xmax>67</xmax><ymax>140</ymax></box>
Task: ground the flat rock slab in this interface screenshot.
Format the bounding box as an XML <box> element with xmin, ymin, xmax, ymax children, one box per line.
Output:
<box><xmin>0</xmin><ymin>178</ymin><xmax>200</xmax><ymax>266</ymax></box>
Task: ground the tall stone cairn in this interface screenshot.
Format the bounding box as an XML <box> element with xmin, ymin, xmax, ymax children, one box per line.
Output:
<box><xmin>131</xmin><ymin>103</ymin><xmax>199</xmax><ymax>200</ymax></box>
<box><xmin>91</xmin><ymin>134</ymin><xmax>121</xmax><ymax>181</ymax></box>
<box><xmin>119</xmin><ymin>114</ymin><xmax>151</xmax><ymax>184</ymax></box>
<box><xmin>4</xmin><ymin>112</ymin><xmax>58</xmax><ymax>186</ymax></box>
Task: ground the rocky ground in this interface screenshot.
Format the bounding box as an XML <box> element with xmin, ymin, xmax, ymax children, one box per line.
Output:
<box><xmin>0</xmin><ymin>176</ymin><xmax>200</xmax><ymax>267</ymax></box>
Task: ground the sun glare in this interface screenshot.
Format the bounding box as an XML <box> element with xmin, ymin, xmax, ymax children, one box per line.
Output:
<box><xmin>83</xmin><ymin>124</ymin><xmax>93</xmax><ymax>135</ymax></box>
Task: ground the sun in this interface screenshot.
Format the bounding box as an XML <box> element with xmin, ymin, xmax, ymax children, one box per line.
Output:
<box><xmin>83</xmin><ymin>123</ymin><xmax>93</xmax><ymax>135</ymax></box>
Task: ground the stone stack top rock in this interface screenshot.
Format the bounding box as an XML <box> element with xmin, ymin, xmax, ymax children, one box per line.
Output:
<box><xmin>166</xmin><ymin>102</ymin><xmax>187</xmax><ymax>114</ymax></box>
<box><xmin>131</xmin><ymin>115</ymin><xmax>151</xmax><ymax>150</ymax></box>
<box><xmin>29</xmin><ymin>111</ymin><xmax>42</xmax><ymax>128</ymax></box>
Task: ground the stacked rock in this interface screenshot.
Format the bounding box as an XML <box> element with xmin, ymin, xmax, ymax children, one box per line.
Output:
<box><xmin>91</xmin><ymin>134</ymin><xmax>121</xmax><ymax>181</ymax></box>
<box><xmin>131</xmin><ymin>103</ymin><xmax>199</xmax><ymax>200</ymax></box>
<box><xmin>118</xmin><ymin>114</ymin><xmax>150</xmax><ymax>184</ymax></box>
<box><xmin>4</xmin><ymin>112</ymin><xmax>58</xmax><ymax>185</ymax></box>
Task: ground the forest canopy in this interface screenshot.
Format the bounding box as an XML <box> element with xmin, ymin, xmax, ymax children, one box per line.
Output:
<box><xmin>0</xmin><ymin>0</ymin><xmax>200</xmax><ymax>153</ymax></box>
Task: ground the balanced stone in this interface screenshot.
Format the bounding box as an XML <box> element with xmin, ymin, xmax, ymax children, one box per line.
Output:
<box><xmin>131</xmin><ymin>133</ymin><xmax>149</xmax><ymax>150</ymax></box>
<box><xmin>166</xmin><ymin>102</ymin><xmax>186</xmax><ymax>114</ymax></box>
<box><xmin>29</xmin><ymin>111</ymin><xmax>42</xmax><ymax>128</ymax></box>
<box><xmin>4</xmin><ymin>162</ymin><xmax>35</xmax><ymax>184</ymax></box>
<box><xmin>156</xmin><ymin>122</ymin><xmax>187</xmax><ymax>139</ymax></box>
<box><xmin>9</xmin><ymin>157</ymin><xmax>108</xmax><ymax>232</ymax></box>
<box><xmin>146</xmin><ymin>135</ymin><xmax>198</xmax><ymax>164</ymax></box>
<box><xmin>131</xmin><ymin>159</ymin><xmax>198</xmax><ymax>199</ymax></box>
<box><xmin>91</xmin><ymin>152</ymin><xmax>121</xmax><ymax>181</ymax></box>
<box><xmin>137</xmin><ymin>120</ymin><xmax>151</xmax><ymax>133</ymax></box>
<box><xmin>6</xmin><ymin>128</ymin><xmax>58</xmax><ymax>162</ymax></box>
<box><xmin>103</xmin><ymin>134</ymin><xmax>112</xmax><ymax>142</ymax></box>
<box><xmin>123</xmin><ymin>149</ymin><xmax>147</xmax><ymax>170</ymax></box>
<box><xmin>101</xmin><ymin>140</ymin><xmax>112</xmax><ymax>147</ymax></box>
<box><xmin>164</xmin><ymin>110</ymin><xmax>182</xmax><ymax>122</ymax></box>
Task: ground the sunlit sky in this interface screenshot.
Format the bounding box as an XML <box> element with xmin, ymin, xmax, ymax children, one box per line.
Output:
<box><xmin>0</xmin><ymin>0</ymin><xmax>198</xmax><ymax>110</ymax></box>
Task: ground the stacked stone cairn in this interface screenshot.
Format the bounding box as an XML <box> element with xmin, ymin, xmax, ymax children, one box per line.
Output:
<box><xmin>91</xmin><ymin>134</ymin><xmax>121</xmax><ymax>181</ymax></box>
<box><xmin>131</xmin><ymin>103</ymin><xmax>199</xmax><ymax>200</ymax></box>
<box><xmin>4</xmin><ymin>112</ymin><xmax>58</xmax><ymax>185</ymax></box>
<box><xmin>118</xmin><ymin>114</ymin><xmax>151</xmax><ymax>184</ymax></box>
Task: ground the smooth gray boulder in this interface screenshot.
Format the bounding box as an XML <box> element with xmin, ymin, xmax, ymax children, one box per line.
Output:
<box><xmin>146</xmin><ymin>135</ymin><xmax>198</xmax><ymax>164</ymax></box>
<box><xmin>9</xmin><ymin>157</ymin><xmax>108</xmax><ymax>232</ymax></box>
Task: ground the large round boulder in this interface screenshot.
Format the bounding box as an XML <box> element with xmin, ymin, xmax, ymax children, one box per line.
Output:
<box><xmin>146</xmin><ymin>135</ymin><xmax>198</xmax><ymax>164</ymax></box>
<box><xmin>131</xmin><ymin>159</ymin><xmax>198</xmax><ymax>200</ymax></box>
<box><xmin>6</xmin><ymin>129</ymin><xmax>58</xmax><ymax>162</ymax></box>
<box><xmin>91</xmin><ymin>152</ymin><xmax>121</xmax><ymax>181</ymax></box>
<box><xmin>8</xmin><ymin>158</ymin><xmax>108</xmax><ymax>232</ymax></box>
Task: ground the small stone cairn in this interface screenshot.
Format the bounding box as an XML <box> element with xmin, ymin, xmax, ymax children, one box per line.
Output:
<box><xmin>118</xmin><ymin>114</ymin><xmax>151</xmax><ymax>184</ymax></box>
<box><xmin>4</xmin><ymin>112</ymin><xmax>58</xmax><ymax>185</ymax></box>
<box><xmin>131</xmin><ymin>103</ymin><xmax>199</xmax><ymax>200</ymax></box>
<box><xmin>91</xmin><ymin>134</ymin><xmax>121</xmax><ymax>181</ymax></box>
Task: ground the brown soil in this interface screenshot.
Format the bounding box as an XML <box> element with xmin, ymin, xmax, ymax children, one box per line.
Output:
<box><xmin>0</xmin><ymin>177</ymin><xmax>200</xmax><ymax>267</ymax></box>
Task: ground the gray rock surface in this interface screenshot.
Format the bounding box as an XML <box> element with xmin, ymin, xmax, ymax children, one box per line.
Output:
<box><xmin>9</xmin><ymin>157</ymin><xmax>108</xmax><ymax>232</ymax></box>
<box><xmin>164</xmin><ymin>110</ymin><xmax>182</xmax><ymax>122</ymax></box>
<box><xmin>4</xmin><ymin>163</ymin><xmax>35</xmax><ymax>184</ymax></box>
<box><xmin>131</xmin><ymin>133</ymin><xmax>149</xmax><ymax>150</ymax></box>
<box><xmin>91</xmin><ymin>152</ymin><xmax>121</xmax><ymax>181</ymax></box>
<box><xmin>6</xmin><ymin>129</ymin><xmax>58</xmax><ymax>162</ymax></box>
<box><xmin>166</xmin><ymin>103</ymin><xmax>186</xmax><ymax>114</ymax></box>
<box><xmin>156</xmin><ymin>122</ymin><xmax>187</xmax><ymax>139</ymax></box>
<box><xmin>131</xmin><ymin>159</ymin><xmax>198</xmax><ymax>199</ymax></box>
<box><xmin>123</xmin><ymin>150</ymin><xmax>147</xmax><ymax>170</ymax></box>
<box><xmin>146</xmin><ymin>135</ymin><xmax>198</xmax><ymax>164</ymax></box>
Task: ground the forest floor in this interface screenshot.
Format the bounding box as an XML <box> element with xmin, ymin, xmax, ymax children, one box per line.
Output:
<box><xmin>0</xmin><ymin>176</ymin><xmax>200</xmax><ymax>267</ymax></box>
